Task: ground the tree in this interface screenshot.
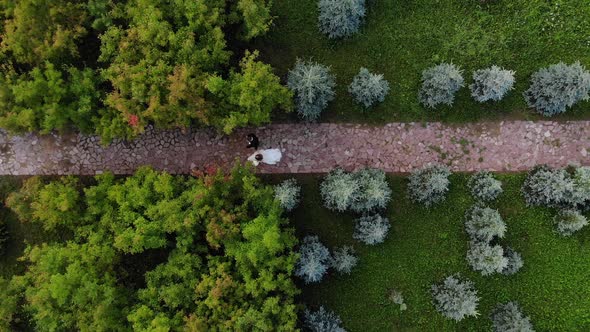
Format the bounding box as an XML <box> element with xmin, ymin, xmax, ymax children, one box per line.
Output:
<box><xmin>490</xmin><ymin>302</ymin><xmax>535</xmax><ymax>332</ymax></box>
<box><xmin>330</xmin><ymin>246</ymin><xmax>358</xmax><ymax>274</ymax></box>
<box><xmin>296</xmin><ymin>235</ymin><xmax>331</xmax><ymax>283</ymax></box>
<box><xmin>524</xmin><ymin>62</ymin><xmax>590</xmax><ymax>116</ymax></box>
<box><xmin>207</xmin><ymin>50</ymin><xmax>293</xmax><ymax>134</ymax></box>
<box><xmin>431</xmin><ymin>274</ymin><xmax>480</xmax><ymax>321</ymax></box>
<box><xmin>351</xmin><ymin>168</ymin><xmax>392</xmax><ymax>213</ymax></box>
<box><xmin>470</xmin><ymin>66</ymin><xmax>515</xmax><ymax>103</ymax></box>
<box><xmin>274</xmin><ymin>178</ymin><xmax>302</xmax><ymax>212</ymax></box>
<box><xmin>407</xmin><ymin>165</ymin><xmax>451</xmax><ymax>207</ymax></box>
<box><xmin>13</xmin><ymin>242</ymin><xmax>128</xmax><ymax>331</ymax></box>
<box><xmin>466</xmin><ymin>241</ymin><xmax>508</xmax><ymax>276</ymax></box>
<box><xmin>554</xmin><ymin>209</ymin><xmax>588</xmax><ymax>236</ymax></box>
<box><xmin>0</xmin><ymin>0</ymin><xmax>88</xmax><ymax>65</ymax></box>
<box><xmin>318</xmin><ymin>0</ymin><xmax>366</xmax><ymax>39</ymax></box>
<box><xmin>501</xmin><ymin>247</ymin><xmax>524</xmax><ymax>276</ymax></box>
<box><xmin>468</xmin><ymin>171</ymin><xmax>503</xmax><ymax>202</ymax></box>
<box><xmin>321</xmin><ymin>168</ymin><xmax>360</xmax><ymax>212</ymax></box>
<box><xmin>419</xmin><ymin>63</ymin><xmax>464</xmax><ymax>109</ymax></box>
<box><xmin>521</xmin><ymin>166</ymin><xmax>578</xmax><ymax>208</ymax></box>
<box><xmin>464</xmin><ymin>206</ymin><xmax>506</xmax><ymax>243</ymax></box>
<box><xmin>353</xmin><ymin>214</ymin><xmax>391</xmax><ymax>245</ymax></box>
<box><xmin>349</xmin><ymin>67</ymin><xmax>390</xmax><ymax>108</ymax></box>
<box><xmin>287</xmin><ymin>60</ymin><xmax>336</xmax><ymax>121</ymax></box>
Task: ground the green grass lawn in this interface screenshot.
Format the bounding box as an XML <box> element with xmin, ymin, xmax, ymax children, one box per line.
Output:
<box><xmin>263</xmin><ymin>173</ymin><xmax>590</xmax><ymax>331</ymax></box>
<box><xmin>256</xmin><ymin>0</ymin><xmax>590</xmax><ymax>124</ymax></box>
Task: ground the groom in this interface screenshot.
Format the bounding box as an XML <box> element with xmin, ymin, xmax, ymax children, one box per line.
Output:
<box><xmin>246</xmin><ymin>133</ymin><xmax>259</xmax><ymax>150</ymax></box>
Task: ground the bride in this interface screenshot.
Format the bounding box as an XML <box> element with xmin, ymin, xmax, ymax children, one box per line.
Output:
<box><xmin>247</xmin><ymin>148</ymin><xmax>282</xmax><ymax>166</ymax></box>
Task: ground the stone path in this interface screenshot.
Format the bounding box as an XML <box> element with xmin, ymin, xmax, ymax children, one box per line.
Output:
<box><xmin>0</xmin><ymin>121</ymin><xmax>588</xmax><ymax>175</ymax></box>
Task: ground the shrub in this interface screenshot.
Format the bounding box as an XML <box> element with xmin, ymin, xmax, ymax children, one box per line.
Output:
<box><xmin>466</xmin><ymin>241</ymin><xmax>508</xmax><ymax>276</ymax></box>
<box><xmin>318</xmin><ymin>0</ymin><xmax>365</xmax><ymax>39</ymax></box>
<box><xmin>573</xmin><ymin>166</ymin><xmax>590</xmax><ymax>210</ymax></box>
<box><xmin>524</xmin><ymin>62</ymin><xmax>590</xmax><ymax>116</ymax></box>
<box><xmin>491</xmin><ymin>302</ymin><xmax>535</xmax><ymax>332</ymax></box>
<box><xmin>521</xmin><ymin>166</ymin><xmax>577</xmax><ymax>208</ymax></box>
<box><xmin>419</xmin><ymin>63</ymin><xmax>464</xmax><ymax>109</ymax></box>
<box><xmin>353</xmin><ymin>214</ymin><xmax>391</xmax><ymax>245</ymax></box>
<box><xmin>468</xmin><ymin>171</ymin><xmax>503</xmax><ymax>202</ymax></box>
<box><xmin>287</xmin><ymin>60</ymin><xmax>336</xmax><ymax>121</ymax></box>
<box><xmin>296</xmin><ymin>235</ymin><xmax>331</xmax><ymax>283</ymax></box>
<box><xmin>501</xmin><ymin>247</ymin><xmax>524</xmax><ymax>276</ymax></box>
<box><xmin>348</xmin><ymin>68</ymin><xmax>390</xmax><ymax>108</ymax></box>
<box><xmin>351</xmin><ymin>168</ymin><xmax>392</xmax><ymax>213</ymax></box>
<box><xmin>388</xmin><ymin>289</ymin><xmax>407</xmax><ymax>311</ymax></box>
<box><xmin>330</xmin><ymin>246</ymin><xmax>358</xmax><ymax>274</ymax></box>
<box><xmin>274</xmin><ymin>178</ymin><xmax>301</xmax><ymax>212</ymax></box>
<box><xmin>407</xmin><ymin>165</ymin><xmax>451</xmax><ymax>207</ymax></box>
<box><xmin>464</xmin><ymin>206</ymin><xmax>506</xmax><ymax>242</ymax></box>
<box><xmin>470</xmin><ymin>66</ymin><xmax>515</xmax><ymax>102</ymax></box>
<box><xmin>554</xmin><ymin>209</ymin><xmax>588</xmax><ymax>236</ymax></box>
<box><xmin>321</xmin><ymin>169</ymin><xmax>360</xmax><ymax>212</ymax></box>
<box><xmin>431</xmin><ymin>274</ymin><xmax>480</xmax><ymax>321</ymax></box>
<box><xmin>304</xmin><ymin>306</ymin><xmax>346</xmax><ymax>332</ymax></box>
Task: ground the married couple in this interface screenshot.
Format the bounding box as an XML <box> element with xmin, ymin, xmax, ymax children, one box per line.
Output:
<box><xmin>246</xmin><ymin>133</ymin><xmax>282</xmax><ymax>166</ymax></box>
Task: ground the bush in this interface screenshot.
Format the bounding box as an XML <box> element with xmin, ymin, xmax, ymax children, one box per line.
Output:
<box><xmin>351</xmin><ymin>168</ymin><xmax>392</xmax><ymax>213</ymax></box>
<box><xmin>274</xmin><ymin>178</ymin><xmax>301</xmax><ymax>212</ymax></box>
<box><xmin>318</xmin><ymin>0</ymin><xmax>365</xmax><ymax>39</ymax></box>
<box><xmin>388</xmin><ymin>289</ymin><xmax>407</xmax><ymax>311</ymax></box>
<box><xmin>330</xmin><ymin>246</ymin><xmax>358</xmax><ymax>274</ymax></box>
<box><xmin>466</xmin><ymin>241</ymin><xmax>508</xmax><ymax>276</ymax></box>
<box><xmin>490</xmin><ymin>302</ymin><xmax>535</xmax><ymax>332</ymax></box>
<box><xmin>470</xmin><ymin>66</ymin><xmax>515</xmax><ymax>102</ymax></box>
<box><xmin>287</xmin><ymin>60</ymin><xmax>336</xmax><ymax>121</ymax></box>
<box><xmin>419</xmin><ymin>63</ymin><xmax>464</xmax><ymax>109</ymax></box>
<box><xmin>321</xmin><ymin>169</ymin><xmax>360</xmax><ymax>212</ymax></box>
<box><xmin>304</xmin><ymin>306</ymin><xmax>346</xmax><ymax>332</ymax></box>
<box><xmin>554</xmin><ymin>209</ymin><xmax>588</xmax><ymax>236</ymax></box>
<box><xmin>464</xmin><ymin>206</ymin><xmax>506</xmax><ymax>242</ymax></box>
<box><xmin>573</xmin><ymin>166</ymin><xmax>590</xmax><ymax>210</ymax></box>
<box><xmin>524</xmin><ymin>62</ymin><xmax>590</xmax><ymax>116</ymax></box>
<box><xmin>407</xmin><ymin>165</ymin><xmax>451</xmax><ymax>207</ymax></box>
<box><xmin>521</xmin><ymin>166</ymin><xmax>577</xmax><ymax>208</ymax></box>
<box><xmin>431</xmin><ymin>274</ymin><xmax>480</xmax><ymax>321</ymax></box>
<box><xmin>348</xmin><ymin>68</ymin><xmax>390</xmax><ymax>108</ymax></box>
<box><xmin>468</xmin><ymin>171</ymin><xmax>503</xmax><ymax>202</ymax></box>
<box><xmin>296</xmin><ymin>235</ymin><xmax>331</xmax><ymax>283</ymax></box>
<box><xmin>353</xmin><ymin>214</ymin><xmax>391</xmax><ymax>245</ymax></box>
<box><xmin>502</xmin><ymin>247</ymin><xmax>524</xmax><ymax>276</ymax></box>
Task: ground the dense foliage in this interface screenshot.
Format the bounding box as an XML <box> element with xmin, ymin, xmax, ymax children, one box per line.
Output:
<box><xmin>296</xmin><ymin>235</ymin><xmax>331</xmax><ymax>284</ymax></box>
<box><xmin>466</xmin><ymin>241</ymin><xmax>508</xmax><ymax>276</ymax></box>
<box><xmin>318</xmin><ymin>0</ymin><xmax>365</xmax><ymax>39</ymax></box>
<box><xmin>470</xmin><ymin>66</ymin><xmax>515</xmax><ymax>103</ymax></box>
<box><xmin>0</xmin><ymin>0</ymin><xmax>290</xmax><ymax>141</ymax></box>
<box><xmin>419</xmin><ymin>63</ymin><xmax>464</xmax><ymax>109</ymax></box>
<box><xmin>501</xmin><ymin>247</ymin><xmax>524</xmax><ymax>276</ymax></box>
<box><xmin>407</xmin><ymin>165</ymin><xmax>451</xmax><ymax>207</ymax></box>
<box><xmin>353</xmin><ymin>214</ymin><xmax>391</xmax><ymax>245</ymax></box>
<box><xmin>554</xmin><ymin>209</ymin><xmax>588</xmax><ymax>236</ymax></box>
<box><xmin>304</xmin><ymin>306</ymin><xmax>346</xmax><ymax>332</ymax></box>
<box><xmin>524</xmin><ymin>62</ymin><xmax>590</xmax><ymax>116</ymax></box>
<box><xmin>348</xmin><ymin>67</ymin><xmax>390</xmax><ymax>108</ymax></box>
<box><xmin>274</xmin><ymin>178</ymin><xmax>302</xmax><ymax>212</ymax></box>
<box><xmin>490</xmin><ymin>302</ymin><xmax>535</xmax><ymax>332</ymax></box>
<box><xmin>4</xmin><ymin>165</ymin><xmax>299</xmax><ymax>330</ymax></box>
<box><xmin>330</xmin><ymin>245</ymin><xmax>358</xmax><ymax>274</ymax></box>
<box><xmin>320</xmin><ymin>168</ymin><xmax>360</xmax><ymax>212</ymax></box>
<box><xmin>431</xmin><ymin>274</ymin><xmax>480</xmax><ymax>321</ymax></box>
<box><xmin>287</xmin><ymin>60</ymin><xmax>336</xmax><ymax>121</ymax></box>
<box><xmin>464</xmin><ymin>206</ymin><xmax>506</xmax><ymax>243</ymax></box>
<box><xmin>468</xmin><ymin>171</ymin><xmax>503</xmax><ymax>202</ymax></box>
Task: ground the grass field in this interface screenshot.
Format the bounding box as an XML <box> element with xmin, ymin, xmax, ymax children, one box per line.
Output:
<box><xmin>263</xmin><ymin>173</ymin><xmax>590</xmax><ymax>331</ymax></box>
<box><xmin>256</xmin><ymin>0</ymin><xmax>590</xmax><ymax>124</ymax></box>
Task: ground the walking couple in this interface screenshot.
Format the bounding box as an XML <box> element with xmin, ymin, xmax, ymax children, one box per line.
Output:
<box><xmin>246</xmin><ymin>133</ymin><xmax>282</xmax><ymax>166</ymax></box>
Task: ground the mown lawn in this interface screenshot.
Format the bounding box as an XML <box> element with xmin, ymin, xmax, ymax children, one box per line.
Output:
<box><xmin>256</xmin><ymin>0</ymin><xmax>590</xmax><ymax>124</ymax></box>
<box><xmin>263</xmin><ymin>173</ymin><xmax>590</xmax><ymax>331</ymax></box>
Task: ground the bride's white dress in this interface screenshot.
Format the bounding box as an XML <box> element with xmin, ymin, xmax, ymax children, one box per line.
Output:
<box><xmin>247</xmin><ymin>149</ymin><xmax>282</xmax><ymax>166</ymax></box>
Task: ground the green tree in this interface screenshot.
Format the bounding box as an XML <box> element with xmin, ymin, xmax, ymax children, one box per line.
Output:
<box><xmin>0</xmin><ymin>0</ymin><xmax>88</xmax><ymax>65</ymax></box>
<box><xmin>207</xmin><ymin>50</ymin><xmax>293</xmax><ymax>134</ymax></box>
<box><xmin>14</xmin><ymin>242</ymin><xmax>128</xmax><ymax>331</ymax></box>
